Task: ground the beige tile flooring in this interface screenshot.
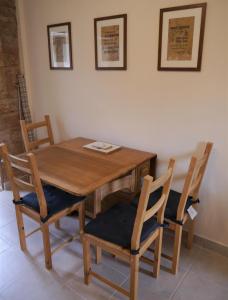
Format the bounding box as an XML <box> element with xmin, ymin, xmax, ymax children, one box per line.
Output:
<box><xmin>0</xmin><ymin>190</ymin><xmax>228</xmax><ymax>300</ymax></box>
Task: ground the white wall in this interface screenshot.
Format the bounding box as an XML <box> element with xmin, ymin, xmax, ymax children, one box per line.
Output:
<box><xmin>17</xmin><ymin>0</ymin><xmax>228</xmax><ymax>246</ymax></box>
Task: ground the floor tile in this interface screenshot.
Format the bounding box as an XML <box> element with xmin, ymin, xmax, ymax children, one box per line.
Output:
<box><xmin>1</xmin><ymin>281</ymin><xmax>85</xmax><ymax>300</ymax></box>
<box><xmin>0</xmin><ymin>262</ymin><xmax>55</xmax><ymax>300</ymax></box>
<box><xmin>66</xmin><ymin>263</ymin><xmax>127</xmax><ymax>300</ymax></box>
<box><xmin>0</xmin><ymin>191</ymin><xmax>14</xmax><ymax>208</ymax></box>
<box><xmin>171</xmin><ymin>270</ymin><xmax>228</xmax><ymax>300</ymax></box>
<box><xmin>0</xmin><ymin>246</ymin><xmax>49</xmax><ymax>291</ymax></box>
<box><xmin>1</xmin><ymin>191</ymin><xmax>228</xmax><ymax>300</ymax></box>
<box><xmin>190</xmin><ymin>247</ymin><xmax>228</xmax><ymax>287</ymax></box>
<box><xmin>160</xmin><ymin>231</ymin><xmax>202</xmax><ymax>272</ymax></box>
<box><xmin>0</xmin><ymin>217</ymin><xmax>40</xmax><ymax>247</ymax></box>
<box><xmin>0</xmin><ymin>201</ymin><xmax>15</xmax><ymax>228</ymax></box>
<box><xmin>45</xmin><ymin>240</ymin><xmax>84</xmax><ymax>284</ymax></box>
<box><xmin>110</xmin><ymin>263</ymin><xmax>187</xmax><ymax>300</ymax></box>
<box><xmin>49</xmin><ymin>215</ymin><xmax>81</xmax><ymax>239</ymax></box>
<box><xmin>0</xmin><ymin>236</ymin><xmax>11</xmax><ymax>255</ymax></box>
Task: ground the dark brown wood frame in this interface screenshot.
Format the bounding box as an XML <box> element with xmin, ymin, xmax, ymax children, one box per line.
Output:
<box><xmin>94</xmin><ymin>14</ymin><xmax>127</xmax><ymax>70</ymax></box>
<box><xmin>158</xmin><ymin>3</ymin><xmax>207</xmax><ymax>72</ymax></box>
<box><xmin>47</xmin><ymin>22</ymin><xmax>73</xmax><ymax>70</ymax></box>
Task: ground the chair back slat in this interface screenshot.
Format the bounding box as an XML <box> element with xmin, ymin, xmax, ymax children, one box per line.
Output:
<box><xmin>8</xmin><ymin>154</ymin><xmax>30</xmax><ymax>168</ymax></box>
<box><xmin>7</xmin><ymin>154</ymin><xmax>31</xmax><ymax>174</ymax></box>
<box><xmin>150</xmin><ymin>168</ymin><xmax>172</xmax><ymax>194</ymax></box>
<box><xmin>0</xmin><ymin>143</ymin><xmax>48</xmax><ymax>218</ymax></box>
<box><xmin>131</xmin><ymin>159</ymin><xmax>175</xmax><ymax>251</ymax></box>
<box><xmin>177</xmin><ymin>142</ymin><xmax>213</xmax><ymax>220</ymax></box>
<box><xmin>10</xmin><ymin>163</ymin><xmax>31</xmax><ymax>174</ymax></box>
<box><xmin>14</xmin><ymin>177</ymin><xmax>35</xmax><ymax>192</ymax></box>
<box><xmin>20</xmin><ymin>115</ymin><xmax>54</xmax><ymax>152</ymax></box>
<box><xmin>29</xmin><ymin>138</ymin><xmax>51</xmax><ymax>150</ymax></box>
<box><xmin>26</xmin><ymin>120</ymin><xmax>47</xmax><ymax>130</ymax></box>
<box><xmin>191</xmin><ymin>142</ymin><xmax>213</xmax><ymax>199</ymax></box>
<box><xmin>189</xmin><ymin>154</ymin><xmax>208</xmax><ymax>196</ymax></box>
<box><xmin>144</xmin><ymin>194</ymin><xmax>166</xmax><ymax>222</ymax></box>
<box><xmin>177</xmin><ymin>156</ymin><xmax>197</xmax><ymax>220</ymax></box>
<box><xmin>189</xmin><ymin>172</ymin><xmax>203</xmax><ymax>196</ymax></box>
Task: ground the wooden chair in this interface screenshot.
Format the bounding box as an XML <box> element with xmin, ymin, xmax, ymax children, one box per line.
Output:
<box><xmin>20</xmin><ymin>115</ymin><xmax>54</xmax><ymax>152</ymax></box>
<box><xmin>83</xmin><ymin>159</ymin><xmax>175</xmax><ymax>300</ymax></box>
<box><xmin>0</xmin><ymin>143</ymin><xmax>85</xmax><ymax>270</ymax></box>
<box><xmin>20</xmin><ymin>115</ymin><xmax>63</xmax><ymax>228</ymax></box>
<box><xmin>132</xmin><ymin>142</ymin><xmax>213</xmax><ymax>274</ymax></box>
<box><xmin>0</xmin><ymin>116</ymin><xmax>53</xmax><ymax>191</ymax></box>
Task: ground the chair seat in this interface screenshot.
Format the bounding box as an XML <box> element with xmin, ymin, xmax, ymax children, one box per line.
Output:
<box><xmin>131</xmin><ymin>188</ymin><xmax>196</xmax><ymax>222</ymax></box>
<box><xmin>85</xmin><ymin>203</ymin><xmax>160</xmax><ymax>250</ymax></box>
<box><xmin>21</xmin><ymin>185</ymin><xmax>85</xmax><ymax>220</ymax></box>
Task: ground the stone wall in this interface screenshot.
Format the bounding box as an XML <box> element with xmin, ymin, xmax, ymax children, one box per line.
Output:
<box><xmin>0</xmin><ymin>0</ymin><xmax>23</xmax><ymax>154</ymax></box>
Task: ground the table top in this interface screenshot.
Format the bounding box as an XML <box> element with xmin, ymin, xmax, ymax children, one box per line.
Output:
<box><xmin>34</xmin><ymin>137</ymin><xmax>156</xmax><ymax>196</ymax></box>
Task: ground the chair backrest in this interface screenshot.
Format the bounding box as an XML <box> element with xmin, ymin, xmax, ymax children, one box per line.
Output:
<box><xmin>0</xmin><ymin>143</ymin><xmax>47</xmax><ymax>218</ymax></box>
<box><xmin>176</xmin><ymin>142</ymin><xmax>213</xmax><ymax>221</ymax></box>
<box><xmin>131</xmin><ymin>158</ymin><xmax>175</xmax><ymax>252</ymax></box>
<box><xmin>20</xmin><ymin>115</ymin><xmax>54</xmax><ymax>152</ymax></box>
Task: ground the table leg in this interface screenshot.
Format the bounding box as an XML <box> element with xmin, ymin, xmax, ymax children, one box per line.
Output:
<box><xmin>94</xmin><ymin>188</ymin><xmax>102</xmax><ymax>263</ymax></box>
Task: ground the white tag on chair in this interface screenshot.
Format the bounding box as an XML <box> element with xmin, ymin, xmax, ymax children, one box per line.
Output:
<box><xmin>187</xmin><ymin>206</ymin><xmax>198</xmax><ymax>220</ymax></box>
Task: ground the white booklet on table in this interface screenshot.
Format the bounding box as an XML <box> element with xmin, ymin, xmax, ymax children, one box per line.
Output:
<box><xmin>83</xmin><ymin>141</ymin><xmax>121</xmax><ymax>154</ymax></box>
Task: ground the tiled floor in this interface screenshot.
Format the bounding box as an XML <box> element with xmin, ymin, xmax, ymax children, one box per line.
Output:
<box><xmin>0</xmin><ymin>190</ymin><xmax>228</xmax><ymax>300</ymax></box>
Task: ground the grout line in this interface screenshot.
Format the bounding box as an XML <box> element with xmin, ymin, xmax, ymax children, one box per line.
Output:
<box><xmin>66</xmin><ymin>283</ymin><xmax>87</xmax><ymax>300</ymax></box>
<box><xmin>168</xmin><ymin>263</ymin><xmax>193</xmax><ymax>300</ymax></box>
<box><xmin>109</xmin><ymin>275</ymin><xmax>130</xmax><ymax>300</ymax></box>
<box><xmin>102</xmin><ymin>256</ymin><xmax>129</xmax><ymax>278</ymax></box>
<box><xmin>0</xmin><ymin>218</ymin><xmax>16</xmax><ymax>230</ymax></box>
<box><xmin>0</xmin><ymin>247</ymin><xmax>11</xmax><ymax>256</ymax></box>
<box><xmin>0</xmin><ymin>233</ymin><xmax>13</xmax><ymax>245</ymax></box>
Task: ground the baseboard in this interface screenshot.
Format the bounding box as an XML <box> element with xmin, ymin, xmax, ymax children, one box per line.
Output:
<box><xmin>182</xmin><ymin>230</ymin><xmax>228</xmax><ymax>258</ymax></box>
<box><xmin>164</xmin><ymin>229</ymin><xmax>228</xmax><ymax>257</ymax></box>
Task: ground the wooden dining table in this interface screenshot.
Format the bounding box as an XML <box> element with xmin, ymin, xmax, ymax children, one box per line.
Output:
<box><xmin>34</xmin><ymin>137</ymin><xmax>157</xmax><ymax>217</ymax></box>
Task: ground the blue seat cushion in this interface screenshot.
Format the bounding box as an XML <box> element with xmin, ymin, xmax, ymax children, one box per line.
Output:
<box><xmin>85</xmin><ymin>203</ymin><xmax>160</xmax><ymax>250</ymax></box>
<box><xmin>21</xmin><ymin>185</ymin><xmax>85</xmax><ymax>220</ymax></box>
<box><xmin>131</xmin><ymin>188</ymin><xmax>195</xmax><ymax>222</ymax></box>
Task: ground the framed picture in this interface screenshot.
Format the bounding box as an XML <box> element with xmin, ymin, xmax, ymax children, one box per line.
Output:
<box><xmin>47</xmin><ymin>22</ymin><xmax>73</xmax><ymax>70</ymax></box>
<box><xmin>94</xmin><ymin>14</ymin><xmax>127</xmax><ymax>70</ymax></box>
<box><xmin>158</xmin><ymin>3</ymin><xmax>207</xmax><ymax>71</ymax></box>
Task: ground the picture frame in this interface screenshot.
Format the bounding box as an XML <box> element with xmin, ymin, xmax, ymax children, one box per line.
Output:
<box><xmin>158</xmin><ymin>3</ymin><xmax>207</xmax><ymax>71</ymax></box>
<box><xmin>94</xmin><ymin>14</ymin><xmax>127</xmax><ymax>70</ymax></box>
<box><xmin>47</xmin><ymin>22</ymin><xmax>73</xmax><ymax>70</ymax></box>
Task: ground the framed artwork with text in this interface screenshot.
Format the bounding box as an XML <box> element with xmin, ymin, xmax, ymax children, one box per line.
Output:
<box><xmin>47</xmin><ymin>22</ymin><xmax>73</xmax><ymax>70</ymax></box>
<box><xmin>94</xmin><ymin>14</ymin><xmax>127</xmax><ymax>70</ymax></box>
<box><xmin>158</xmin><ymin>3</ymin><xmax>207</xmax><ymax>71</ymax></box>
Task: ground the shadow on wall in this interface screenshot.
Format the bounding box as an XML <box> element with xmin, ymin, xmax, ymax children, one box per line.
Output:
<box><xmin>156</xmin><ymin>146</ymin><xmax>207</xmax><ymax>193</ymax></box>
<box><xmin>55</xmin><ymin>114</ymin><xmax>71</xmax><ymax>142</ymax></box>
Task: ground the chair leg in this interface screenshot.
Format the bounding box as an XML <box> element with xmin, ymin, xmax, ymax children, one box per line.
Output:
<box><xmin>78</xmin><ymin>202</ymin><xmax>85</xmax><ymax>239</ymax></box>
<box><xmin>41</xmin><ymin>224</ymin><xmax>52</xmax><ymax>270</ymax></box>
<box><xmin>172</xmin><ymin>224</ymin><xmax>183</xmax><ymax>275</ymax></box>
<box><xmin>15</xmin><ymin>206</ymin><xmax>27</xmax><ymax>251</ymax></box>
<box><xmin>55</xmin><ymin>220</ymin><xmax>60</xmax><ymax>229</ymax></box>
<box><xmin>96</xmin><ymin>247</ymin><xmax>102</xmax><ymax>264</ymax></box>
<box><xmin>187</xmin><ymin>219</ymin><xmax>195</xmax><ymax>249</ymax></box>
<box><xmin>153</xmin><ymin>228</ymin><xmax>163</xmax><ymax>277</ymax></box>
<box><xmin>83</xmin><ymin>236</ymin><xmax>91</xmax><ymax>285</ymax></box>
<box><xmin>94</xmin><ymin>189</ymin><xmax>102</xmax><ymax>264</ymax></box>
<box><xmin>0</xmin><ymin>160</ymin><xmax>5</xmax><ymax>190</ymax></box>
<box><xmin>130</xmin><ymin>255</ymin><xmax>139</xmax><ymax>300</ymax></box>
